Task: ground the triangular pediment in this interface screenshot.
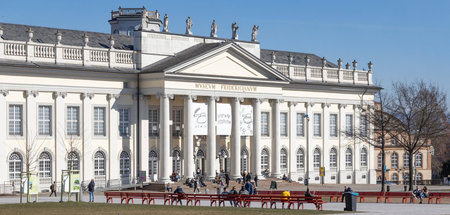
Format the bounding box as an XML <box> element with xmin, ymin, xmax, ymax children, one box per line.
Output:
<box><xmin>143</xmin><ymin>42</ymin><xmax>290</xmax><ymax>81</ymax></box>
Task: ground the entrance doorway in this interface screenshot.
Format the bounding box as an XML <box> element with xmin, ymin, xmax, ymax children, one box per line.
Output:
<box><xmin>195</xmin><ymin>150</ymin><xmax>205</xmax><ymax>176</ymax></box>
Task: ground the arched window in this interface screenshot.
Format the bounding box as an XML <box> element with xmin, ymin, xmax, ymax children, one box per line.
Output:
<box><xmin>241</xmin><ymin>150</ymin><xmax>248</xmax><ymax>172</ymax></box>
<box><xmin>120</xmin><ymin>151</ymin><xmax>130</xmax><ymax>176</ymax></box>
<box><xmin>38</xmin><ymin>152</ymin><xmax>52</xmax><ymax>178</ymax></box>
<box><xmin>391</xmin><ymin>152</ymin><xmax>398</xmax><ymax>169</ymax></box>
<box><xmin>377</xmin><ymin>153</ymin><xmax>382</xmax><ymax>169</ymax></box>
<box><xmin>345</xmin><ymin>148</ymin><xmax>352</xmax><ymax>168</ymax></box>
<box><xmin>360</xmin><ymin>148</ymin><xmax>368</xmax><ymax>167</ymax></box>
<box><xmin>403</xmin><ymin>153</ymin><xmax>410</xmax><ymax>168</ymax></box>
<box><xmin>392</xmin><ymin>173</ymin><xmax>398</xmax><ymax>182</ymax></box>
<box><xmin>9</xmin><ymin>152</ymin><xmax>22</xmax><ymax>179</ymax></box>
<box><xmin>172</xmin><ymin>150</ymin><xmax>181</xmax><ymax>173</ymax></box>
<box><xmin>261</xmin><ymin>149</ymin><xmax>269</xmax><ymax>172</ymax></box>
<box><xmin>415</xmin><ymin>153</ymin><xmax>423</xmax><ymax>168</ymax></box>
<box><xmin>67</xmin><ymin>151</ymin><xmax>79</xmax><ymax>170</ymax></box>
<box><xmin>94</xmin><ymin>151</ymin><xmax>106</xmax><ymax>176</ymax></box>
<box><xmin>280</xmin><ymin>149</ymin><xmax>287</xmax><ymax>171</ymax></box>
<box><xmin>330</xmin><ymin>148</ymin><xmax>337</xmax><ymax>168</ymax></box>
<box><xmin>416</xmin><ymin>173</ymin><xmax>423</xmax><ymax>182</ymax></box>
<box><xmin>296</xmin><ymin>148</ymin><xmax>304</xmax><ymax>170</ymax></box>
<box><xmin>219</xmin><ymin>149</ymin><xmax>230</xmax><ymax>173</ymax></box>
<box><xmin>313</xmin><ymin>148</ymin><xmax>321</xmax><ymax>169</ymax></box>
<box><xmin>149</xmin><ymin>151</ymin><xmax>158</xmax><ymax>181</ymax></box>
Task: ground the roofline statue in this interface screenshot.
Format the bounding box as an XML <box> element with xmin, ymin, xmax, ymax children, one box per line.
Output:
<box><xmin>210</xmin><ymin>20</ymin><xmax>218</xmax><ymax>38</ymax></box>
<box><xmin>186</xmin><ymin>16</ymin><xmax>193</xmax><ymax>35</ymax></box>
<box><xmin>163</xmin><ymin>14</ymin><xmax>169</xmax><ymax>32</ymax></box>
<box><xmin>251</xmin><ymin>25</ymin><xmax>259</xmax><ymax>42</ymax></box>
<box><xmin>231</xmin><ymin>22</ymin><xmax>239</xmax><ymax>40</ymax></box>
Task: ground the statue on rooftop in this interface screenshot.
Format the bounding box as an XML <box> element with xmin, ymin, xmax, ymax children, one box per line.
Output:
<box><xmin>186</xmin><ymin>16</ymin><xmax>193</xmax><ymax>35</ymax></box>
<box><xmin>210</xmin><ymin>20</ymin><xmax>218</xmax><ymax>38</ymax></box>
<box><xmin>251</xmin><ymin>25</ymin><xmax>259</xmax><ymax>42</ymax></box>
<box><xmin>163</xmin><ymin>14</ymin><xmax>169</xmax><ymax>32</ymax></box>
<box><xmin>155</xmin><ymin>10</ymin><xmax>160</xmax><ymax>19</ymax></box>
<box><xmin>231</xmin><ymin>22</ymin><xmax>239</xmax><ymax>40</ymax></box>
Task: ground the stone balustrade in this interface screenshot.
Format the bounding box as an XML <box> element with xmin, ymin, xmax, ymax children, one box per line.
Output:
<box><xmin>271</xmin><ymin>62</ymin><xmax>373</xmax><ymax>85</ymax></box>
<box><xmin>0</xmin><ymin>40</ymin><xmax>136</xmax><ymax>70</ymax></box>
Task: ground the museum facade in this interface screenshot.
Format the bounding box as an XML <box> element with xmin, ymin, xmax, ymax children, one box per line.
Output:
<box><xmin>0</xmin><ymin>7</ymin><xmax>380</xmax><ymax>192</ymax></box>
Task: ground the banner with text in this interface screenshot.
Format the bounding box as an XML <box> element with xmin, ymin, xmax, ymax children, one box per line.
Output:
<box><xmin>240</xmin><ymin>105</ymin><xmax>253</xmax><ymax>136</ymax></box>
<box><xmin>193</xmin><ymin>103</ymin><xmax>208</xmax><ymax>135</ymax></box>
<box><xmin>217</xmin><ymin>103</ymin><xmax>231</xmax><ymax>135</ymax></box>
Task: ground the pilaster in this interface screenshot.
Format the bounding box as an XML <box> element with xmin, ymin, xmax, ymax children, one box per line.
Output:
<box><xmin>53</xmin><ymin>91</ymin><xmax>66</xmax><ymax>185</ymax></box>
<box><xmin>0</xmin><ymin>90</ymin><xmax>8</xmax><ymax>184</ymax></box>
<box><xmin>107</xmin><ymin>93</ymin><xmax>120</xmax><ymax>186</ymax></box>
<box><xmin>288</xmin><ymin>102</ymin><xmax>297</xmax><ymax>178</ymax></box>
<box><xmin>139</xmin><ymin>95</ymin><xmax>149</xmax><ymax>180</ymax></box>
<box><xmin>81</xmin><ymin>92</ymin><xmax>92</xmax><ymax>183</ymax></box>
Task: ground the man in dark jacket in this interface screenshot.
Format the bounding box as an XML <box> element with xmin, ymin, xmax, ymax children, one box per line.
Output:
<box><xmin>49</xmin><ymin>181</ymin><xmax>57</xmax><ymax>197</ymax></box>
<box><xmin>173</xmin><ymin>186</ymin><xmax>185</xmax><ymax>205</ymax></box>
<box><xmin>88</xmin><ymin>179</ymin><xmax>95</xmax><ymax>202</ymax></box>
<box><xmin>225</xmin><ymin>173</ymin><xmax>230</xmax><ymax>188</ymax></box>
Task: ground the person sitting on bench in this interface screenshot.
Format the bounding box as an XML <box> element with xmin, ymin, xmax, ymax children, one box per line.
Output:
<box><xmin>173</xmin><ymin>186</ymin><xmax>185</xmax><ymax>205</ymax></box>
<box><xmin>413</xmin><ymin>186</ymin><xmax>424</xmax><ymax>204</ymax></box>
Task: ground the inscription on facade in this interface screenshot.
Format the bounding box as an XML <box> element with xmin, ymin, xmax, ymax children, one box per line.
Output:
<box><xmin>195</xmin><ymin>83</ymin><xmax>257</xmax><ymax>92</ymax></box>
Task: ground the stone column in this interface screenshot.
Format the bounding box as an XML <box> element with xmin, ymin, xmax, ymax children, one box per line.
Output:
<box><xmin>183</xmin><ymin>95</ymin><xmax>195</xmax><ymax>179</ymax></box>
<box><xmin>81</xmin><ymin>93</ymin><xmax>93</xmax><ymax>183</ymax></box>
<box><xmin>159</xmin><ymin>94</ymin><xmax>172</xmax><ymax>182</ymax></box>
<box><xmin>288</xmin><ymin>102</ymin><xmax>297</xmax><ymax>178</ymax></box>
<box><xmin>252</xmin><ymin>98</ymin><xmax>262</xmax><ymax>177</ymax></box>
<box><xmin>53</xmin><ymin>92</ymin><xmax>66</xmax><ymax>185</ymax></box>
<box><xmin>0</xmin><ymin>90</ymin><xmax>9</xmax><ymax>183</ymax></box>
<box><xmin>207</xmin><ymin>96</ymin><xmax>218</xmax><ymax>180</ymax></box>
<box><xmin>231</xmin><ymin>97</ymin><xmax>241</xmax><ymax>179</ymax></box>
<box><xmin>271</xmin><ymin>99</ymin><xmax>281</xmax><ymax>178</ymax></box>
<box><xmin>25</xmin><ymin>91</ymin><xmax>38</xmax><ymax>172</ymax></box>
<box><xmin>139</xmin><ymin>95</ymin><xmax>149</xmax><ymax>180</ymax></box>
<box><xmin>107</xmin><ymin>94</ymin><xmax>120</xmax><ymax>186</ymax></box>
<box><xmin>322</xmin><ymin>103</ymin><xmax>329</xmax><ymax>184</ymax></box>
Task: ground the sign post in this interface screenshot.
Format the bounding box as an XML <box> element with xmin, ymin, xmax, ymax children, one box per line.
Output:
<box><xmin>319</xmin><ymin>167</ymin><xmax>325</xmax><ymax>185</ymax></box>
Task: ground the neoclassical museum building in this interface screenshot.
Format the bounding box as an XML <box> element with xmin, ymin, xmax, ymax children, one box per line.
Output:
<box><xmin>0</xmin><ymin>7</ymin><xmax>380</xmax><ymax>192</ymax></box>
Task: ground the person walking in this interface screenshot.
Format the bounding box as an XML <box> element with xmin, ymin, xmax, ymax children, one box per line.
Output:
<box><xmin>49</xmin><ymin>181</ymin><xmax>57</xmax><ymax>197</ymax></box>
<box><xmin>254</xmin><ymin>175</ymin><xmax>258</xmax><ymax>187</ymax></box>
<box><xmin>194</xmin><ymin>178</ymin><xmax>200</xmax><ymax>193</ymax></box>
<box><xmin>225</xmin><ymin>173</ymin><xmax>230</xmax><ymax>188</ymax></box>
<box><xmin>88</xmin><ymin>179</ymin><xmax>95</xmax><ymax>202</ymax></box>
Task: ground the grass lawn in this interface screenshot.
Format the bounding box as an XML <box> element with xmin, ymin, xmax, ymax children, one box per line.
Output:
<box><xmin>0</xmin><ymin>202</ymin><xmax>342</xmax><ymax>215</ymax></box>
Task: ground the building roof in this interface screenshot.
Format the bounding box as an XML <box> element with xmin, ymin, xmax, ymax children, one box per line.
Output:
<box><xmin>142</xmin><ymin>42</ymin><xmax>230</xmax><ymax>73</ymax></box>
<box><xmin>0</xmin><ymin>22</ymin><xmax>134</xmax><ymax>50</ymax></box>
<box><xmin>261</xmin><ymin>49</ymin><xmax>338</xmax><ymax>68</ymax></box>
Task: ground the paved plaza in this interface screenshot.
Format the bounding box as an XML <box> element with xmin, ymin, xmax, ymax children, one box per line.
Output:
<box><xmin>0</xmin><ymin>193</ymin><xmax>449</xmax><ymax>215</ymax></box>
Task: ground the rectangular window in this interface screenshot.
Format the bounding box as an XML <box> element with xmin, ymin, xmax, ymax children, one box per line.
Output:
<box><xmin>119</xmin><ymin>108</ymin><xmax>130</xmax><ymax>137</ymax></box>
<box><xmin>261</xmin><ymin>112</ymin><xmax>269</xmax><ymax>136</ymax></box>
<box><xmin>9</xmin><ymin>105</ymin><xmax>23</xmax><ymax>136</ymax></box>
<box><xmin>330</xmin><ymin>114</ymin><xmax>338</xmax><ymax>137</ymax></box>
<box><xmin>345</xmin><ymin>114</ymin><xmax>353</xmax><ymax>137</ymax></box>
<box><xmin>313</xmin><ymin>113</ymin><xmax>321</xmax><ymax>136</ymax></box>
<box><xmin>94</xmin><ymin>107</ymin><xmax>106</xmax><ymax>136</ymax></box>
<box><xmin>172</xmin><ymin>108</ymin><xmax>182</xmax><ymax>137</ymax></box>
<box><xmin>296</xmin><ymin>113</ymin><xmax>304</xmax><ymax>136</ymax></box>
<box><xmin>280</xmin><ymin>112</ymin><xmax>287</xmax><ymax>136</ymax></box>
<box><xmin>66</xmin><ymin>106</ymin><xmax>79</xmax><ymax>136</ymax></box>
<box><xmin>360</xmin><ymin>115</ymin><xmax>367</xmax><ymax>137</ymax></box>
<box><xmin>38</xmin><ymin>105</ymin><xmax>52</xmax><ymax>136</ymax></box>
<box><xmin>149</xmin><ymin>108</ymin><xmax>159</xmax><ymax>137</ymax></box>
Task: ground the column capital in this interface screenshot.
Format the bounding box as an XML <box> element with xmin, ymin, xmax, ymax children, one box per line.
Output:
<box><xmin>81</xmin><ymin>92</ymin><xmax>95</xmax><ymax>100</ymax></box>
<box><xmin>305</xmin><ymin>102</ymin><xmax>314</xmax><ymax>108</ymax></box>
<box><xmin>107</xmin><ymin>93</ymin><xmax>120</xmax><ymax>101</ymax></box>
<box><xmin>231</xmin><ymin>97</ymin><xmax>244</xmax><ymax>103</ymax></box>
<box><xmin>207</xmin><ymin>96</ymin><xmax>220</xmax><ymax>102</ymax></box>
<box><xmin>353</xmin><ymin>104</ymin><xmax>361</xmax><ymax>110</ymax></box>
<box><xmin>52</xmin><ymin>91</ymin><xmax>67</xmax><ymax>99</ymax></box>
<box><xmin>23</xmin><ymin>90</ymin><xmax>38</xmax><ymax>98</ymax></box>
<box><xmin>184</xmin><ymin>95</ymin><xmax>197</xmax><ymax>101</ymax></box>
<box><xmin>0</xmin><ymin>89</ymin><xmax>9</xmax><ymax>97</ymax></box>
<box><xmin>270</xmin><ymin>98</ymin><xmax>284</xmax><ymax>104</ymax></box>
<box><xmin>157</xmin><ymin>93</ymin><xmax>174</xmax><ymax>100</ymax></box>
<box><xmin>322</xmin><ymin>103</ymin><xmax>331</xmax><ymax>108</ymax></box>
<box><xmin>252</xmin><ymin>98</ymin><xmax>264</xmax><ymax>104</ymax></box>
<box><xmin>338</xmin><ymin>104</ymin><xmax>347</xmax><ymax>109</ymax></box>
<box><xmin>288</xmin><ymin>101</ymin><xmax>298</xmax><ymax>107</ymax></box>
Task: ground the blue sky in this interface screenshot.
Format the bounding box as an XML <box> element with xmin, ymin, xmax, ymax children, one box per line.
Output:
<box><xmin>1</xmin><ymin>0</ymin><xmax>449</xmax><ymax>106</ymax></box>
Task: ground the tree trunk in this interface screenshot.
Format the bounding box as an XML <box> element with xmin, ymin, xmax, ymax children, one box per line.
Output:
<box><xmin>408</xmin><ymin>150</ymin><xmax>414</xmax><ymax>191</ymax></box>
<box><xmin>381</xmin><ymin>146</ymin><xmax>386</xmax><ymax>192</ymax></box>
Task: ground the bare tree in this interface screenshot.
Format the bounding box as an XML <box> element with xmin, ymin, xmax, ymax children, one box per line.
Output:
<box><xmin>352</xmin><ymin>87</ymin><xmax>397</xmax><ymax>192</ymax></box>
<box><xmin>389</xmin><ymin>81</ymin><xmax>448</xmax><ymax>191</ymax></box>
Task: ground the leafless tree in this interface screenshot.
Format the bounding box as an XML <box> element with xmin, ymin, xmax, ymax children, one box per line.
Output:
<box><xmin>389</xmin><ymin>81</ymin><xmax>448</xmax><ymax>191</ymax></box>
<box><xmin>352</xmin><ymin>87</ymin><xmax>397</xmax><ymax>192</ymax></box>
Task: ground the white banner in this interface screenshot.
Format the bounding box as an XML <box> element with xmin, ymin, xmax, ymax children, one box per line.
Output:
<box><xmin>217</xmin><ymin>103</ymin><xmax>232</xmax><ymax>135</ymax></box>
<box><xmin>193</xmin><ymin>103</ymin><xmax>208</xmax><ymax>135</ymax></box>
<box><xmin>240</xmin><ymin>105</ymin><xmax>253</xmax><ymax>136</ymax></box>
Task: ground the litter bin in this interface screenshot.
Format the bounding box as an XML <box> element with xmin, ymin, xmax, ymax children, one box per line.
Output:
<box><xmin>343</xmin><ymin>192</ymin><xmax>358</xmax><ymax>211</ymax></box>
